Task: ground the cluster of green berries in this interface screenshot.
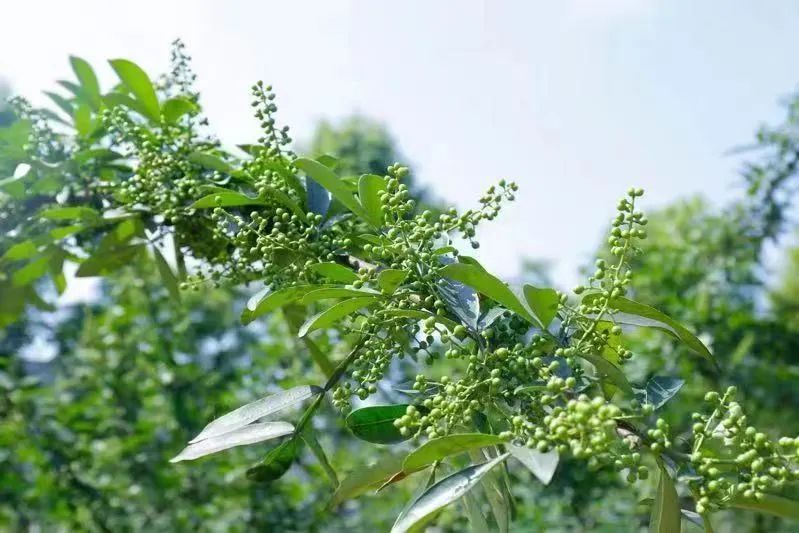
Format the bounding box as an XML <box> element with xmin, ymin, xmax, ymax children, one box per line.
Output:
<box><xmin>689</xmin><ymin>387</ymin><xmax>799</xmax><ymax>514</ymax></box>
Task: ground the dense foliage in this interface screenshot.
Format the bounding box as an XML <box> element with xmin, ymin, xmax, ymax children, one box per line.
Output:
<box><xmin>2</xmin><ymin>43</ymin><xmax>799</xmax><ymax>531</ymax></box>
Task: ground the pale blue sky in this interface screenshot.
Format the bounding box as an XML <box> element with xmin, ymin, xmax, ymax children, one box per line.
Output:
<box><xmin>3</xmin><ymin>1</ymin><xmax>799</xmax><ymax>290</ymax></box>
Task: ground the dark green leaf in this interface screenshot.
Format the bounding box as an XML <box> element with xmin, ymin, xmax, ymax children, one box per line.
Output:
<box><xmin>295</xmin><ymin>158</ymin><xmax>372</xmax><ymax>221</ymax></box>
<box><xmin>440</xmin><ymin>263</ymin><xmax>539</xmax><ymax>327</ymax></box>
<box><xmin>69</xmin><ymin>56</ymin><xmax>101</xmax><ymax>109</ymax></box>
<box><xmin>522</xmin><ymin>285</ymin><xmax>559</xmax><ymax>328</ymax></box>
<box><xmin>162</xmin><ymin>97</ymin><xmax>198</xmax><ymax>124</ymax></box>
<box><xmin>187</xmin><ymin>151</ymin><xmax>233</xmax><ymax>173</ymax></box>
<box><xmin>329</xmin><ymin>454</ymin><xmax>405</xmax><ymax>507</ymax></box>
<box><xmin>2</xmin><ymin>240</ymin><xmax>39</xmax><ymax>261</ymax></box>
<box><xmin>300</xmin><ymin>287</ymin><xmax>380</xmax><ymax>304</ymax></box>
<box><xmin>308</xmin><ymin>262</ymin><xmax>357</xmax><ymax>283</ymax></box>
<box><xmin>75</xmin><ymin>245</ymin><xmax>144</xmax><ymax>277</ymax></box>
<box><xmin>584</xmin><ymin>294</ymin><xmax>713</xmax><ymax>363</ymax></box>
<box><xmin>731</xmin><ymin>494</ymin><xmax>799</xmax><ymax>521</ymax></box>
<box><xmin>191</xmin><ymin>191</ymin><xmax>266</xmax><ymax>209</ymax></box>
<box><xmin>377</xmin><ymin>269</ymin><xmax>408</xmax><ymax>294</ymax></box>
<box><xmin>302</xmin><ymin>429</ymin><xmax>338</xmax><ymax>486</ymax></box>
<box><xmin>578</xmin><ymin>354</ymin><xmax>634</xmax><ymax>395</ymax></box>
<box><xmin>40</xmin><ymin>206</ymin><xmax>99</xmax><ymax>221</ymax></box>
<box><xmin>109</xmin><ymin>59</ymin><xmax>161</xmax><ymax>121</ymax></box>
<box><xmin>358</xmin><ymin>174</ymin><xmax>387</xmax><ymax>227</ymax></box>
<box><xmin>12</xmin><ymin>256</ymin><xmax>51</xmax><ymax>286</ymax></box>
<box><xmin>298</xmin><ymin>296</ymin><xmax>378</xmax><ymax>337</ymax></box>
<box><xmin>403</xmin><ymin>433</ymin><xmax>506</xmax><ymax>473</ymax></box>
<box><xmin>346</xmin><ymin>404</ymin><xmax>411</xmax><ymax>444</ymax></box>
<box><xmin>241</xmin><ymin>285</ymin><xmax>330</xmax><ymax>325</ymax></box>
<box><xmin>153</xmin><ymin>246</ymin><xmax>181</xmax><ymax>302</ymax></box>
<box><xmin>649</xmin><ymin>465</ymin><xmax>680</xmax><ymax>533</ymax></box>
<box><xmin>246</xmin><ymin>438</ymin><xmax>299</xmax><ymax>482</ymax></box>
<box><xmin>391</xmin><ymin>453</ymin><xmax>509</xmax><ymax>533</ymax></box>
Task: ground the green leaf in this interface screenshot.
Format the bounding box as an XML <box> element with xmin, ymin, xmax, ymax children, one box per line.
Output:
<box><xmin>300</xmin><ymin>287</ymin><xmax>380</xmax><ymax>304</ymax></box>
<box><xmin>507</xmin><ymin>444</ymin><xmax>559</xmax><ymax>485</ymax></box>
<box><xmin>241</xmin><ymin>285</ymin><xmax>329</xmax><ymax>325</ymax></box>
<box><xmin>330</xmin><ymin>454</ymin><xmax>405</xmax><ymax>507</ymax></box>
<box><xmin>578</xmin><ymin>354</ymin><xmax>634</xmax><ymax>395</ymax></box>
<box><xmin>69</xmin><ymin>56</ymin><xmax>101</xmax><ymax>109</ymax></box>
<box><xmin>584</xmin><ymin>294</ymin><xmax>713</xmax><ymax>363</ymax></box>
<box><xmin>316</xmin><ymin>154</ymin><xmax>340</xmax><ymax>169</ymax></box>
<box><xmin>522</xmin><ymin>285</ymin><xmax>559</xmax><ymax>328</ymax></box>
<box><xmin>463</xmin><ymin>490</ymin><xmax>491</xmax><ymax>533</ymax></box>
<box><xmin>44</xmin><ymin>91</ymin><xmax>73</xmax><ymax>117</ymax></box>
<box><xmin>308</xmin><ymin>262</ymin><xmax>357</xmax><ymax>283</ymax></box>
<box><xmin>2</xmin><ymin>240</ymin><xmax>39</xmax><ymax>262</ymax></box>
<box><xmin>302</xmin><ymin>429</ymin><xmax>338</xmax><ymax>486</ymax></box>
<box><xmin>189</xmin><ymin>385</ymin><xmax>321</xmax><ymax>444</ymax></box>
<box><xmin>75</xmin><ymin>245</ymin><xmax>144</xmax><ymax>277</ymax></box>
<box><xmin>12</xmin><ymin>256</ymin><xmax>51</xmax><ymax>286</ymax></box>
<box><xmin>440</xmin><ymin>263</ymin><xmax>539</xmax><ymax>327</ymax></box>
<box><xmin>103</xmin><ymin>92</ymin><xmax>150</xmax><ymax>118</ymax></box>
<box><xmin>298</xmin><ymin>297</ymin><xmax>379</xmax><ymax>337</ymax></box>
<box><xmin>403</xmin><ymin>434</ymin><xmax>506</xmax><ymax>473</ymax></box>
<box><xmin>162</xmin><ymin>97</ymin><xmax>198</xmax><ymax>124</ymax></box>
<box><xmin>346</xmin><ymin>405</ymin><xmax>411</xmax><ymax>444</ymax></box>
<box><xmin>358</xmin><ymin>174</ymin><xmax>387</xmax><ymax>226</ymax></box>
<box><xmin>73</xmin><ymin>104</ymin><xmax>92</xmax><ymax>137</ymax></box>
<box><xmin>153</xmin><ymin>246</ymin><xmax>180</xmax><ymax>302</ymax></box>
<box><xmin>187</xmin><ymin>151</ymin><xmax>233</xmax><ymax>173</ymax></box>
<box><xmin>109</xmin><ymin>59</ymin><xmax>161</xmax><ymax>121</ymax></box>
<box><xmin>170</xmin><ymin>421</ymin><xmax>294</xmax><ymax>463</ymax></box>
<box><xmin>649</xmin><ymin>465</ymin><xmax>681</xmax><ymax>533</ymax></box>
<box><xmin>391</xmin><ymin>453</ymin><xmax>509</xmax><ymax>533</ymax></box>
<box><xmin>377</xmin><ymin>269</ymin><xmax>408</xmax><ymax>294</ymax></box>
<box><xmin>246</xmin><ymin>438</ymin><xmax>299</xmax><ymax>482</ymax></box>
<box><xmin>382</xmin><ymin>309</ymin><xmax>461</xmax><ymax>332</ymax></box>
<box><xmin>637</xmin><ymin>376</ymin><xmax>684</xmax><ymax>410</ymax></box>
<box><xmin>295</xmin><ymin>158</ymin><xmax>372</xmax><ymax>221</ymax></box>
<box><xmin>40</xmin><ymin>206</ymin><xmax>99</xmax><ymax>221</ymax></box>
<box><xmin>731</xmin><ymin>493</ymin><xmax>799</xmax><ymax>521</ymax></box>
<box><xmin>191</xmin><ymin>191</ymin><xmax>267</xmax><ymax>209</ymax></box>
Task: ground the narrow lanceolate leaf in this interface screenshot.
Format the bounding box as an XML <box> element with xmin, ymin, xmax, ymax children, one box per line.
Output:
<box><xmin>295</xmin><ymin>158</ymin><xmax>372</xmax><ymax>221</ymax></box>
<box><xmin>440</xmin><ymin>263</ymin><xmax>540</xmax><ymax>327</ymax></box>
<box><xmin>241</xmin><ymin>285</ymin><xmax>329</xmax><ymax>325</ymax></box>
<box><xmin>246</xmin><ymin>438</ymin><xmax>299</xmax><ymax>482</ymax></box>
<box><xmin>437</xmin><ymin>266</ymin><xmax>480</xmax><ymax>329</ymax></box>
<box><xmin>522</xmin><ymin>284</ymin><xmax>559</xmax><ymax>328</ymax></box>
<box><xmin>302</xmin><ymin>429</ymin><xmax>338</xmax><ymax>486</ymax></box>
<box><xmin>298</xmin><ymin>296</ymin><xmax>379</xmax><ymax>337</ymax></box>
<box><xmin>403</xmin><ymin>434</ymin><xmax>506</xmax><ymax>473</ymax></box>
<box><xmin>584</xmin><ymin>294</ymin><xmax>713</xmax><ymax>363</ymax></box>
<box><xmin>308</xmin><ymin>262</ymin><xmax>358</xmax><ymax>283</ymax></box>
<box><xmin>649</xmin><ymin>465</ymin><xmax>680</xmax><ymax>533</ymax></box>
<box><xmin>731</xmin><ymin>494</ymin><xmax>799</xmax><ymax>521</ymax></box>
<box><xmin>40</xmin><ymin>206</ymin><xmax>100</xmax><ymax>221</ymax></box>
<box><xmin>189</xmin><ymin>385</ymin><xmax>321</xmax><ymax>444</ymax></box>
<box><xmin>391</xmin><ymin>453</ymin><xmax>510</xmax><ymax>533</ymax></box>
<box><xmin>191</xmin><ymin>191</ymin><xmax>267</xmax><ymax>209</ymax></box>
<box><xmin>170</xmin><ymin>421</ymin><xmax>294</xmax><ymax>462</ymax></box>
<box><xmin>300</xmin><ymin>287</ymin><xmax>380</xmax><ymax>304</ymax></box>
<box><xmin>358</xmin><ymin>173</ymin><xmax>387</xmax><ymax>227</ymax></box>
<box><xmin>578</xmin><ymin>354</ymin><xmax>634</xmax><ymax>395</ymax></box>
<box><xmin>153</xmin><ymin>246</ymin><xmax>180</xmax><ymax>302</ymax></box>
<box><xmin>109</xmin><ymin>59</ymin><xmax>161</xmax><ymax>121</ymax></box>
<box><xmin>69</xmin><ymin>56</ymin><xmax>101</xmax><ymax>109</ymax></box>
<box><xmin>329</xmin><ymin>454</ymin><xmax>406</xmax><ymax>507</ymax></box>
<box><xmin>377</xmin><ymin>269</ymin><xmax>408</xmax><ymax>294</ymax></box>
<box><xmin>346</xmin><ymin>405</ymin><xmax>411</xmax><ymax>444</ymax></box>
<box><xmin>638</xmin><ymin>376</ymin><xmax>684</xmax><ymax>410</ymax></box>
<box><xmin>507</xmin><ymin>444</ymin><xmax>559</xmax><ymax>485</ymax></box>
<box><xmin>187</xmin><ymin>151</ymin><xmax>234</xmax><ymax>173</ymax></box>
<box><xmin>162</xmin><ymin>97</ymin><xmax>198</xmax><ymax>124</ymax></box>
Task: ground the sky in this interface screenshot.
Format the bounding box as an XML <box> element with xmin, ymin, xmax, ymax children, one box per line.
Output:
<box><xmin>3</xmin><ymin>0</ymin><xmax>799</xmax><ymax>292</ymax></box>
